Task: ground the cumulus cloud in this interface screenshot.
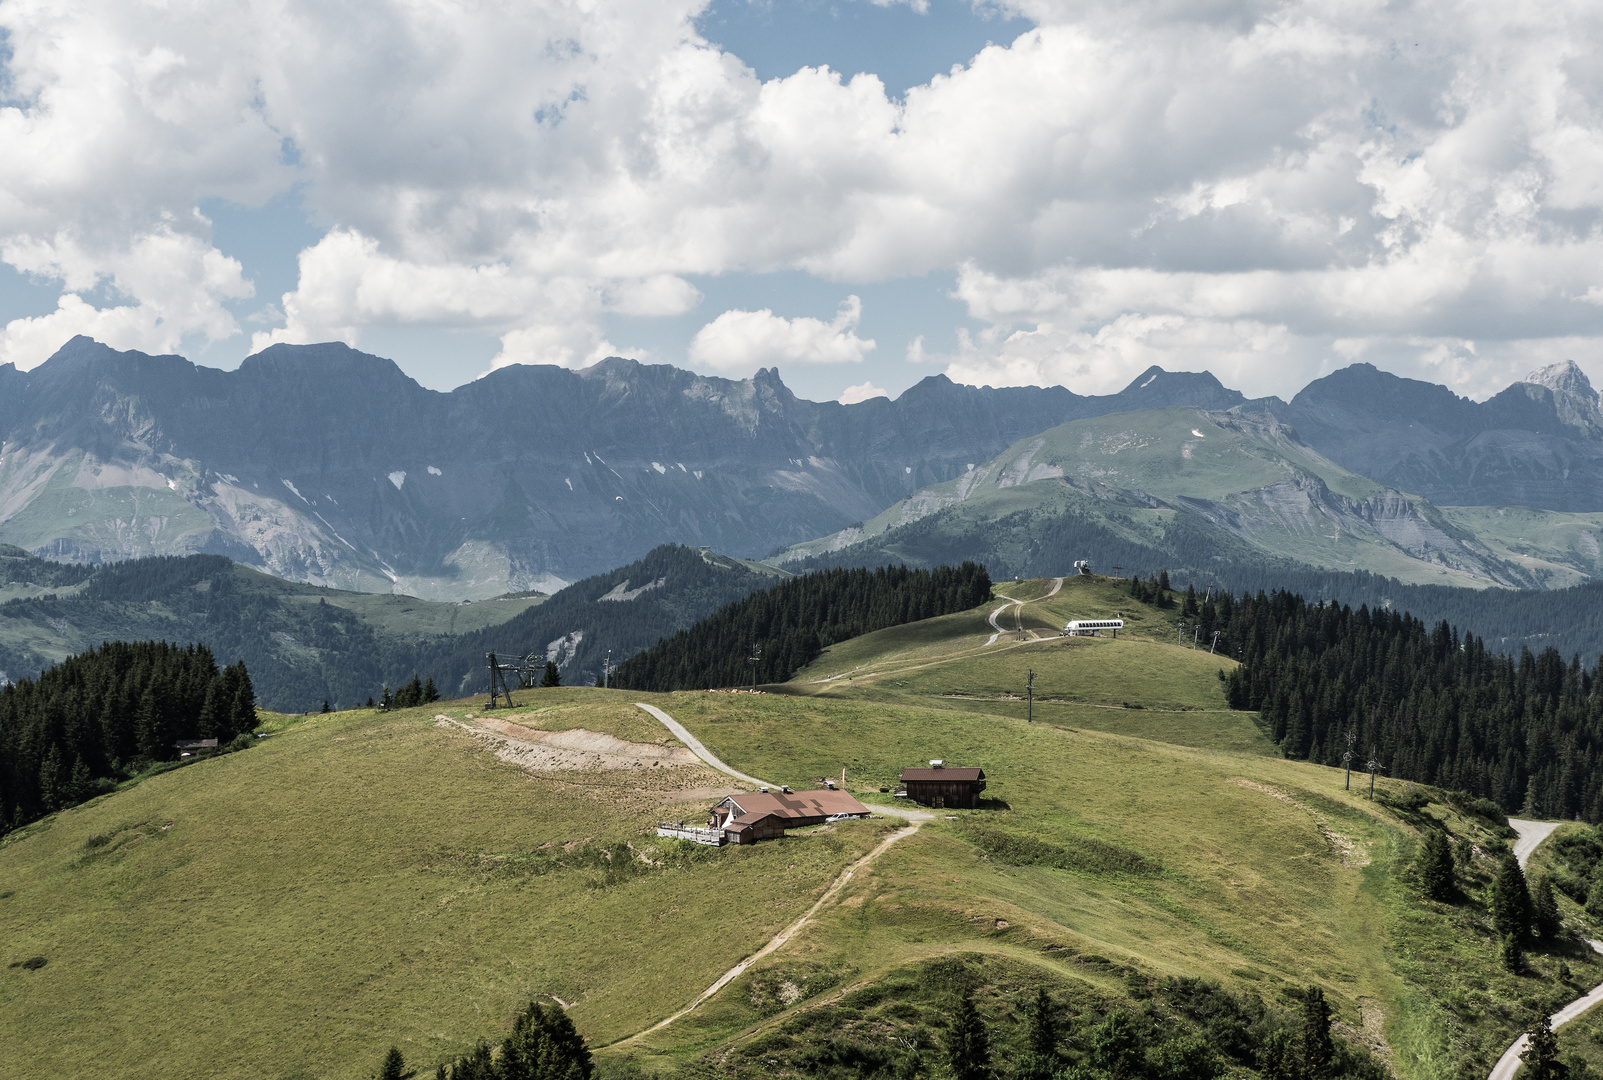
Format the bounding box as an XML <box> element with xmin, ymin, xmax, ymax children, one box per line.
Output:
<box><xmin>839</xmin><ymin>380</ymin><xmax>890</xmax><ymax>404</ymax></box>
<box><xmin>1</xmin><ymin>0</ymin><xmax>1602</xmax><ymax>394</ymax></box>
<box><xmin>688</xmin><ymin>296</ymin><xmax>876</xmax><ymax>372</ymax></box>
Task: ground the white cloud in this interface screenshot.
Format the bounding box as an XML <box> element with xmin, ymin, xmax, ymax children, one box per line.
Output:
<box><xmin>688</xmin><ymin>296</ymin><xmax>877</xmax><ymax>372</ymax></box>
<box><xmin>0</xmin><ymin>0</ymin><xmax>1602</xmax><ymax>395</ymax></box>
<box><xmin>0</xmin><ymin>224</ymin><xmax>251</xmax><ymax>368</ymax></box>
<box><xmin>839</xmin><ymin>380</ymin><xmax>890</xmax><ymax>404</ymax></box>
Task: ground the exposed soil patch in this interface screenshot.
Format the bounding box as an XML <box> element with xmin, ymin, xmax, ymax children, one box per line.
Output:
<box><xmin>437</xmin><ymin>715</ymin><xmax>702</xmax><ymax>772</ymax></box>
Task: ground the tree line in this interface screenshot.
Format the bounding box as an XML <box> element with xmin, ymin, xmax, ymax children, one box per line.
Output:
<box><xmin>612</xmin><ymin>562</ymin><xmax>993</xmax><ymax>691</ymax></box>
<box><xmin>0</xmin><ymin>639</ymin><xmax>257</xmax><ymax>831</ymax></box>
<box><xmin>370</xmin><ymin>974</ymin><xmax>1387</xmax><ymax>1080</ymax></box>
<box><xmin>1216</xmin><ymin>587</ymin><xmax>1603</xmax><ymax>819</ymax></box>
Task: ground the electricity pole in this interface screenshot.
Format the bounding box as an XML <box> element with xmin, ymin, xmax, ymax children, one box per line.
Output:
<box><xmin>1026</xmin><ymin>669</ymin><xmax>1035</xmax><ymax>723</ymax></box>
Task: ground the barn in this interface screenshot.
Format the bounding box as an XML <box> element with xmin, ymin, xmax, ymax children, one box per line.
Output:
<box><xmin>898</xmin><ymin>763</ymin><xmax>986</xmax><ymax>809</ymax></box>
<box><xmin>708</xmin><ymin>787</ymin><xmax>871</xmax><ymax>844</ymax></box>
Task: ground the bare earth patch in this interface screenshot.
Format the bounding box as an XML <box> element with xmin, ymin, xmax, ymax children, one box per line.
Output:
<box><xmin>437</xmin><ymin>714</ymin><xmax>702</xmax><ymax>772</ymax></box>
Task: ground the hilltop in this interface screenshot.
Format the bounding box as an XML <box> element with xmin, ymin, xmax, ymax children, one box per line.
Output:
<box><xmin>0</xmin><ymin>574</ymin><xmax>1583</xmax><ymax>1080</ymax></box>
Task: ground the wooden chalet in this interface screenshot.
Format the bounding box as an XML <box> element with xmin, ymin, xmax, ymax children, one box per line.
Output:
<box><xmin>898</xmin><ymin>763</ymin><xmax>986</xmax><ymax>809</ymax></box>
<box><xmin>708</xmin><ymin>787</ymin><xmax>871</xmax><ymax>844</ymax></box>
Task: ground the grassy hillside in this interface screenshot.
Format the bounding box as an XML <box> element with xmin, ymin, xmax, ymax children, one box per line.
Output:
<box><xmin>0</xmin><ymin>577</ymin><xmax>1581</xmax><ymax>1080</ymax></box>
<box><xmin>1439</xmin><ymin>505</ymin><xmax>1603</xmax><ymax>589</ymax></box>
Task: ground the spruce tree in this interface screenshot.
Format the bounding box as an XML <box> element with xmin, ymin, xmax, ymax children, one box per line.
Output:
<box><xmin>942</xmin><ymin>991</ymin><xmax>992</xmax><ymax>1080</ymax></box>
<box><xmin>1521</xmin><ymin>1014</ymin><xmax>1566</xmax><ymax>1079</ymax></box>
<box><xmin>1534</xmin><ymin>874</ymin><xmax>1563</xmax><ymax>938</ymax></box>
<box><xmin>1298</xmin><ymin>986</ymin><xmax>1334</xmax><ymax>1079</ymax></box>
<box><xmin>1501</xmin><ymin>935</ymin><xmax>1524</xmax><ymax>973</ymax></box>
<box><xmin>1024</xmin><ymin>986</ymin><xmax>1057</xmax><ymax>1058</ymax></box>
<box><xmin>377</xmin><ymin>1045</ymin><xmax>405</xmax><ymax>1080</ymax></box>
<box><xmin>541</xmin><ymin>661</ymin><xmax>561</xmax><ymax>688</ymax></box>
<box><xmin>423</xmin><ymin>677</ymin><xmax>440</xmax><ymax>703</ymax></box>
<box><xmin>1492</xmin><ymin>853</ymin><xmax>1535</xmax><ymax>941</ymax></box>
<box><xmin>1417</xmin><ymin>830</ymin><xmax>1456</xmax><ymax>901</ymax></box>
<box><xmin>499</xmin><ymin>1000</ymin><xmax>592</xmax><ymax>1080</ymax></box>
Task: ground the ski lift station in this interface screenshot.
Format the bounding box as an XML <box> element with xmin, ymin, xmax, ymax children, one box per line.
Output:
<box><xmin>1063</xmin><ymin>618</ymin><xmax>1123</xmax><ymax>638</ymax></box>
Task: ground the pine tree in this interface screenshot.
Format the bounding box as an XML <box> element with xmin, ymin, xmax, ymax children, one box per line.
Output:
<box><xmin>1501</xmin><ymin>935</ymin><xmax>1524</xmax><ymax>973</ymax></box>
<box><xmin>1521</xmin><ymin>1014</ymin><xmax>1567</xmax><ymax>1079</ymax></box>
<box><xmin>1024</xmin><ymin>986</ymin><xmax>1057</xmax><ymax>1058</ymax></box>
<box><xmin>498</xmin><ymin>999</ymin><xmax>593</xmax><ymax>1080</ymax></box>
<box><xmin>1257</xmin><ymin>1029</ymin><xmax>1296</xmax><ymax>1080</ymax></box>
<box><xmin>1417</xmin><ymin>830</ymin><xmax>1456</xmax><ymax>901</ymax></box>
<box><xmin>1534</xmin><ymin>874</ymin><xmax>1563</xmax><ymax>938</ymax></box>
<box><xmin>1298</xmin><ymin>986</ymin><xmax>1334</xmax><ymax>1079</ymax></box>
<box><xmin>377</xmin><ymin>1045</ymin><xmax>405</xmax><ymax>1080</ymax></box>
<box><xmin>228</xmin><ymin>662</ymin><xmax>257</xmax><ymax>735</ymax></box>
<box><xmin>1492</xmin><ymin>853</ymin><xmax>1535</xmax><ymax>940</ymax></box>
<box><xmin>66</xmin><ymin>756</ymin><xmax>92</xmax><ymax>805</ymax></box>
<box><xmin>942</xmin><ymin>991</ymin><xmax>992</xmax><ymax>1080</ymax></box>
<box><xmin>541</xmin><ymin>661</ymin><xmax>561</xmax><ymax>688</ymax></box>
<box><xmin>37</xmin><ymin>744</ymin><xmax>62</xmax><ymax>812</ymax></box>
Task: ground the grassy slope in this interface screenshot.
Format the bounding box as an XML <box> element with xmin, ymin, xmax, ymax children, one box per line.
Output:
<box><xmin>615</xmin><ymin>579</ymin><xmax>1594</xmax><ymax>1079</ymax></box>
<box><xmin>1440</xmin><ymin>506</ymin><xmax>1603</xmax><ymax>589</ymax></box>
<box><xmin>1</xmin><ymin>577</ymin><xmax>1581</xmax><ymax>1080</ymax></box>
<box><xmin>0</xmin><ymin>693</ymin><xmax>877</xmax><ymax>1080</ymax></box>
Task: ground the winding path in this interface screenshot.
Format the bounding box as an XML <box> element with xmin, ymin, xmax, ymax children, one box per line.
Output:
<box><xmin>618</xmin><ymin>702</ymin><xmax>933</xmax><ymax>1045</ymax></box>
<box><xmin>1488</xmin><ymin>818</ymin><xmax>1602</xmax><ymax>1080</ymax></box>
<box><xmin>982</xmin><ymin>577</ymin><xmax>1064</xmax><ymax>646</ymax></box>
<box><xmin>635</xmin><ymin>702</ymin><xmax>773</xmax><ymax>789</ymax></box>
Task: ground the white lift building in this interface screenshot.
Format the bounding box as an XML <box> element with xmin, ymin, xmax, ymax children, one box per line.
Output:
<box><xmin>1063</xmin><ymin>618</ymin><xmax>1123</xmax><ymax>638</ymax></box>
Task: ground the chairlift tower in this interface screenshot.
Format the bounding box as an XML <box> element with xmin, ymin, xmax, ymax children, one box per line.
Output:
<box><xmin>1341</xmin><ymin>730</ymin><xmax>1356</xmax><ymax>790</ymax></box>
<box><xmin>1365</xmin><ymin>752</ymin><xmax>1388</xmax><ymax>800</ymax></box>
<box><xmin>484</xmin><ymin>651</ymin><xmax>521</xmax><ymax>710</ymax></box>
<box><xmin>1026</xmin><ymin>669</ymin><xmax>1035</xmax><ymax>724</ymax></box>
<box><xmin>1209</xmin><ymin>630</ymin><xmax>1221</xmax><ymax>655</ymax></box>
<box><xmin>748</xmin><ymin>642</ymin><xmax>763</xmax><ymax>692</ymax></box>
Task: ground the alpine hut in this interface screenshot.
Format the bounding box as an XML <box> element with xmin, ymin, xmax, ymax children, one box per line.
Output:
<box><xmin>898</xmin><ymin>761</ymin><xmax>986</xmax><ymax>809</ymax></box>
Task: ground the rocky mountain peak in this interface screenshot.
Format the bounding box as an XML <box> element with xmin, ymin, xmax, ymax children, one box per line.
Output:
<box><xmin>1517</xmin><ymin>359</ymin><xmax>1603</xmax><ymax>434</ymax></box>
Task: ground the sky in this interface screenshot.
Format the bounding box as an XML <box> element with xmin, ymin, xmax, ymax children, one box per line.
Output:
<box><xmin>2</xmin><ymin>0</ymin><xmax>1602</xmax><ymax>406</ymax></box>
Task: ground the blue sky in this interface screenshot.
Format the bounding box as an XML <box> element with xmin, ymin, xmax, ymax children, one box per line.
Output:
<box><xmin>2</xmin><ymin>0</ymin><xmax>1602</xmax><ymax>404</ymax></box>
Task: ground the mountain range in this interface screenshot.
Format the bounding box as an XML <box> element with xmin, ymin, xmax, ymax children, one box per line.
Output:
<box><xmin>3</xmin><ymin>335</ymin><xmax>1602</xmax><ymax>599</ymax></box>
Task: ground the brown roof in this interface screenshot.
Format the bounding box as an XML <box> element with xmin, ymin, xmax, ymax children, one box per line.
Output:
<box><xmin>726</xmin><ymin>812</ymin><xmax>781</xmax><ymax>832</ymax></box>
<box><xmin>900</xmin><ymin>767</ymin><xmax>985</xmax><ymax>782</ymax></box>
<box><xmin>726</xmin><ymin>788</ymin><xmax>870</xmax><ymax>820</ymax></box>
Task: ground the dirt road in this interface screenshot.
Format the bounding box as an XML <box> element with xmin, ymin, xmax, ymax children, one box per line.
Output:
<box><xmin>1488</xmin><ymin>818</ymin><xmax>1600</xmax><ymax>1080</ymax></box>
<box><xmin>635</xmin><ymin>702</ymin><xmax>773</xmax><ymax>789</ymax></box>
<box><xmin>615</xmin><ymin>702</ymin><xmax>934</xmax><ymax>1045</ymax></box>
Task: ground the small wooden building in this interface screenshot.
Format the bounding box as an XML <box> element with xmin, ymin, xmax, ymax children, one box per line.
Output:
<box><xmin>898</xmin><ymin>765</ymin><xmax>986</xmax><ymax>809</ymax></box>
